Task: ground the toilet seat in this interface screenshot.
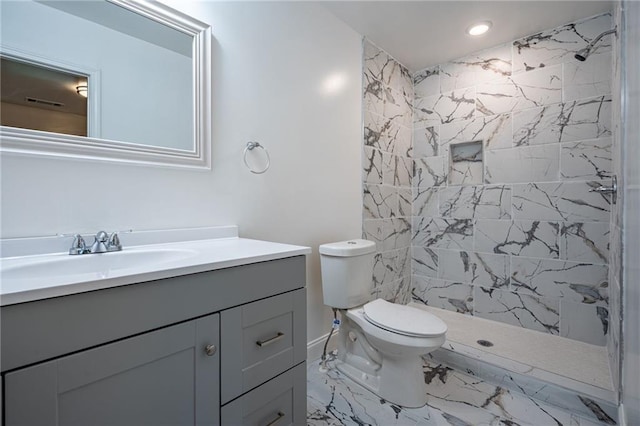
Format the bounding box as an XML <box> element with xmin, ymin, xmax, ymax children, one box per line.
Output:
<box><xmin>363</xmin><ymin>299</ymin><xmax>447</xmax><ymax>337</ymax></box>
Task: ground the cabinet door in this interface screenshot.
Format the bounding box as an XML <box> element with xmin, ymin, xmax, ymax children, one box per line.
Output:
<box><xmin>5</xmin><ymin>314</ymin><xmax>220</xmax><ymax>426</ymax></box>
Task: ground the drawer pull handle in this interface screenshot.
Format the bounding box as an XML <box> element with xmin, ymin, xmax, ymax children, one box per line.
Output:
<box><xmin>205</xmin><ymin>344</ymin><xmax>217</xmax><ymax>356</ymax></box>
<box><xmin>265</xmin><ymin>411</ymin><xmax>285</xmax><ymax>426</ymax></box>
<box><xmin>256</xmin><ymin>332</ymin><xmax>285</xmax><ymax>347</ymax></box>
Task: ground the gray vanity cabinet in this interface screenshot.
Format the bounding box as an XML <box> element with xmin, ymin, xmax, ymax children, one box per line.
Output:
<box><xmin>1</xmin><ymin>255</ymin><xmax>307</xmax><ymax>426</ymax></box>
<box><xmin>5</xmin><ymin>314</ymin><xmax>220</xmax><ymax>426</ymax></box>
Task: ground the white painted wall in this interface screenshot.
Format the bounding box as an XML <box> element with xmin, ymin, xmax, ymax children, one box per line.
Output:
<box><xmin>0</xmin><ymin>2</ymin><xmax>363</xmax><ymax>345</ymax></box>
<box><xmin>1</xmin><ymin>1</ymin><xmax>192</xmax><ymax>149</ymax></box>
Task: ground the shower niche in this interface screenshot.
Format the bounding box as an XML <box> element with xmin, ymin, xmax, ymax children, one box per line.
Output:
<box><xmin>448</xmin><ymin>140</ymin><xmax>484</xmax><ymax>186</ymax></box>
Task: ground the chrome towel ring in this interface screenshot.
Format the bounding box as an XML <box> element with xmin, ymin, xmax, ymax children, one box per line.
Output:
<box><xmin>243</xmin><ymin>141</ymin><xmax>270</xmax><ymax>174</ymax></box>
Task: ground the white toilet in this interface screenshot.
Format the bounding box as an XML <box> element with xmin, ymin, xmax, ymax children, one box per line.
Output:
<box><xmin>319</xmin><ymin>239</ymin><xmax>447</xmax><ymax>408</ymax></box>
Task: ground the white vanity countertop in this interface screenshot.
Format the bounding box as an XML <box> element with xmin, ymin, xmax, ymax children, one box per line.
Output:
<box><xmin>0</xmin><ymin>230</ymin><xmax>311</xmax><ymax>306</ymax></box>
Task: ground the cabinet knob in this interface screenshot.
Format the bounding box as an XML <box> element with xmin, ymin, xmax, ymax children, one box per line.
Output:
<box><xmin>205</xmin><ymin>344</ymin><xmax>217</xmax><ymax>356</ymax></box>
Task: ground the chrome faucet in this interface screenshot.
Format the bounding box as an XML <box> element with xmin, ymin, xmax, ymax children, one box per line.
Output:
<box><xmin>68</xmin><ymin>231</ymin><xmax>123</xmax><ymax>255</ymax></box>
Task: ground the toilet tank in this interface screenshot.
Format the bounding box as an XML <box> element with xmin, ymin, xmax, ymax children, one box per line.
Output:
<box><xmin>319</xmin><ymin>239</ymin><xmax>376</xmax><ymax>309</ymax></box>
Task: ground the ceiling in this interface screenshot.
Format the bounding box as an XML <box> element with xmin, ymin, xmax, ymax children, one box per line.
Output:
<box><xmin>1</xmin><ymin>58</ymin><xmax>88</xmax><ymax>115</ymax></box>
<box><xmin>319</xmin><ymin>1</ymin><xmax>613</xmax><ymax>72</ymax></box>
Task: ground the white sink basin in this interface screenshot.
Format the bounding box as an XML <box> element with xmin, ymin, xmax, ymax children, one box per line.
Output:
<box><xmin>2</xmin><ymin>248</ymin><xmax>198</xmax><ymax>281</ymax></box>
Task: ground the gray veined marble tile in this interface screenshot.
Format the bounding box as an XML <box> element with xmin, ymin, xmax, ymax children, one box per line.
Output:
<box><xmin>511</xmin><ymin>257</ymin><xmax>609</xmax><ymax>306</ymax></box>
<box><xmin>475</xmin><ymin>65</ymin><xmax>562</xmax><ymax>116</ymax></box>
<box><xmin>363</xmin><ymin>73</ymin><xmax>385</xmax><ymax>117</ymax></box>
<box><xmin>413</xmin><ymin>126</ymin><xmax>439</xmax><ymax>158</ymax></box>
<box><xmin>411</xmin><ymin>245</ymin><xmax>438</xmax><ymax>278</ymax></box>
<box><xmin>560</xmin><ymin>221</ymin><xmax>610</xmax><ymax>264</ymax></box>
<box><xmin>474</xmin><ymin>286</ymin><xmax>560</xmax><ymax>334</ymax></box>
<box><xmin>423</xmin><ymin>360</ymin><xmax>585</xmax><ymax>425</ymax></box>
<box><xmin>363</xmin><ymin>146</ymin><xmax>382</xmax><ymax>184</ymax></box>
<box><xmin>379</xmin><ymin>276</ymin><xmax>411</xmax><ymax>304</ymax></box>
<box><xmin>364</xmin><ymin>111</ymin><xmax>412</xmax><ymax>155</ymax></box>
<box><xmin>307</xmin><ymin>360</ymin><xmax>504</xmax><ymax>426</ymax></box>
<box><xmin>560</xmin><ymin>301</ymin><xmax>608</xmax><ymax>346</ymax></box>
<box><xmin>364</xmin><ymin>74</ymin><xmax>413</xmax><ymax>127</ymax></box>
<box><xmin>440</xmin><ymin>43</ymin><xmax>512</xmax><ymax>92</ymax></box>
<box><xmin>484</xmin><ymin>144</ymin><xmax>560</xmax><ymax>184</ymax></box>
<box><xmin>413</xmin><ymin>156</ymin><xmax>447</xmax><ymax>188</ymax></box>
<box><xmin>414</xmin><ymin>87</ymin><xmax>475</xmax><ymax>128</ymax></box>
<box><xmin>362</xmin><ymin>219</ymin><xmax>383</xmax><ymax>252</ymax></box>
<box><xmin>363</xmin><ymin>40</ymin><xmax>388</xmax><ymax>84</ymax></box>
<box><xmin>426</xmin><ymin>351</ymin><xmax>619</xmax><ymax>425</ymax></box>
<box><xmin>372</xmin><ymin>252</ymin><xmax>385</xmax><ymax>288</ymax></box>
<box><xmin>382</xmin><ymin>217</ymin><xmax>411</xmax><ymax>251</ymax></box>
<box><xmin>382</xmin><ymin>153</ymin><xmax>412</xmax><ymax>187</ymax></box>
<box><xmin>512</xmin><ymin>95</ymin><xmax>612</xmax><ymax>146</ymax></box>
<box><xmin>363</xmin><ymin>110</ymin><xmax>387</xmax><ymax>151</ymax></box>
<box><xmin>512</xmin><ymin>13</ymin><xmax>613</xmax><ymax>74</ymax></box>
<box><xmin>439</xmin><ymin>113</ymin><xmax>512</xmax><ymax>154</ymax></box>
<box><xmin>363</xmin><ymin>39</ymin><xmax>412</xmax><ymax>97</ymax></box>
<box><xmin>398</xmin><ymin>187</ymin><xmax>412</xmax><ymax>217</ymax></box>
<box><xmin>413</xmin><ymin>65</ymin><xmax>440</xmax><ymax>98</ymax></box>
<box><xmin>564</xmin><ymin>51</ymin><xmax>613</xmax><ymax>102</ymax></box>
<box><xmin>449</xmin><ymin>161</ymin><xmax>484</xmax><ymax>186</ymax></box>
<box><xmin>439</xmin><ymin>185</ymin><xmax>511</xmax><ymax>219</ymax></box>
<box><xmin>381</xmin><ymin>247</ymin><xmax>411</xmax><ymax>283</ymax></box>
<box><xmin>363</xmin><ymin>184</ymin><xmax>396</xmax><ymax>219</ymax></box>
<box><xmin>475</xmin><ymin>219</ymin><xmax>560</xmax><ymax>259</ymax></box>
<box><xmin>387</xmin><ymin>120</ymin><xmax>412</xmax><ymax>157</ymax></box>
<box><xmin>437</xmin><ymin>249</ymin><xmax>510</xmax><ymax>289</ymax></box>
<box><xmin>412</xmin><ymin>217</ymin><xmax>474</xmax><ymax>250</ymax></box>
<box><xmin>512</xmin><ymin>181</ymin><xmax>611</xmax><ymax>222</ymax></box>
<box><xmin>420</xmin><ymin>364</ymin><xmax>504</xmax><ymax>426</ymax></box>
<box><xmin>412</xmin><ymin>276</ymin><xmax>474</xmax><ymax>314</ymax></box>
<box><xmin>384</xmin><ymin>88</ymin><xmax>413</xmax><ymax>128</ymax></box>
<box><xmin>412</xmin><ymin>186</ymin><xmax>439</xmax><ymax>217</ymax></box>
<box><xmin>561</xmin><ymin>138</ymin><xmax>612</xmax><ymax>181</ymax></box>
<box><xmin>375</xmin><ymin>249</ymin><xmax>411</xmax><ymax>289</ymax></box>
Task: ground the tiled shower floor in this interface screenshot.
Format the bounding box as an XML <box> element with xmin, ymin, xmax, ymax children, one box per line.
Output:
<box><xmin>306</xmin><ymin>356</ymin><xmax>606</xmax><ymax>426</ymax></box>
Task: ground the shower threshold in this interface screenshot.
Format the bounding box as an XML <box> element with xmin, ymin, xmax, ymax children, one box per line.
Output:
<box><xmin>411</xmin><ymin>304</ymin><xmax>617</xmax><ymax>405</ymax></box>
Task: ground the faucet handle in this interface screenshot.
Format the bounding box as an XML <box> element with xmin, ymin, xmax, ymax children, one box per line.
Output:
<box><xmin>107</xmin><ymin>232</ymin><xmax>122</xmax><ymax>251</ymax></box>
<box><xmin>69</xmin><ymin>234</ymin><xmax>87</xmax><ymax>255</ymax></box>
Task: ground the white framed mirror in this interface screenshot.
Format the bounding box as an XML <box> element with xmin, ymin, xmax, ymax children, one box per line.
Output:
<box><xmin>0</xmin><ymin>0</ymin><xmax>211</xmax><ymax>169</ymax></box>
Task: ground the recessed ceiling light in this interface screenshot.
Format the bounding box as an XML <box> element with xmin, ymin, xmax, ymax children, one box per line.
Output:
<box><xmin>467</xmin><ymin>21</ymin><xmax>492</xmax><ymax>36</ymax></box>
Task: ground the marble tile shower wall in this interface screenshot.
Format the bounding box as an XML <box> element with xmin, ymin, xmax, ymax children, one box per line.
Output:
<box><xmin>362</xmin><ymin>40</ymin><xmax>414</xmax><ymax>303</ymax></box>
<box><xmin>410</xmin><ymin>13</ymin><xmax>614</xmax><ymax>346</ymax></box>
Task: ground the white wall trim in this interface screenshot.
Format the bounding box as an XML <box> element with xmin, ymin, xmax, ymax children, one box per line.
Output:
<box><xmin>307</xmin><ymin>331</ymin><xmax>339</xmax><ymax>362</ymax></box>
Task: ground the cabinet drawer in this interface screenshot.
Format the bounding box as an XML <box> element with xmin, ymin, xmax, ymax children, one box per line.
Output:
<box><xmin>221</xmin><ymin>289</ymin><xmax>306</xmax><ymax>404</ymax></box>
<box><xmin>221</xmin><ymin>362</ymin><xmax>306</xmax><ymax>426</ymax></box>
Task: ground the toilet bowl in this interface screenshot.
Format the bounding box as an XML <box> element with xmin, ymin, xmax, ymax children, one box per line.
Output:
<box><xmin>319</xmin><ymin>239</ymin><xmax>447</xmax><ymax>408</ymax></box>
<box><xmin>335</xmin><ymin>298</ymin><xmax>446</xmax><ymax>407</ymax></box>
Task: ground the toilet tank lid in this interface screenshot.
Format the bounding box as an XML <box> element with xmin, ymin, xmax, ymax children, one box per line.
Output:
<box><xmin>319</xmin><ymin>239</ymin><xmax>376</xmax><ymax>257</ymax></box>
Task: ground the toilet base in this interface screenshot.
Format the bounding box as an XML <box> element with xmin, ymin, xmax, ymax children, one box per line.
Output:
<box><xmin>335</xmin><ymin>351</ymin><xmax>428</xmax><ymax>408</ymax></box>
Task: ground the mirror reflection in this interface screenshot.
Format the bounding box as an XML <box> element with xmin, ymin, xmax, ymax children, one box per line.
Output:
<box><xmin>1</xmin><ymin>0</ymin><xmax>195</xmax><ymax>151</ymax></box>
<box><xmin>1</xmin><ymin>58</ymin><xmax>88</xmax><ymax>137</ymax></box>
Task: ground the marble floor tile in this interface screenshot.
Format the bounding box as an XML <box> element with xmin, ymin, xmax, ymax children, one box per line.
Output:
<box><xmin>307</xmin><ymin>356</ymin><xmax>606</xmax><ymax>425</ymax></box>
